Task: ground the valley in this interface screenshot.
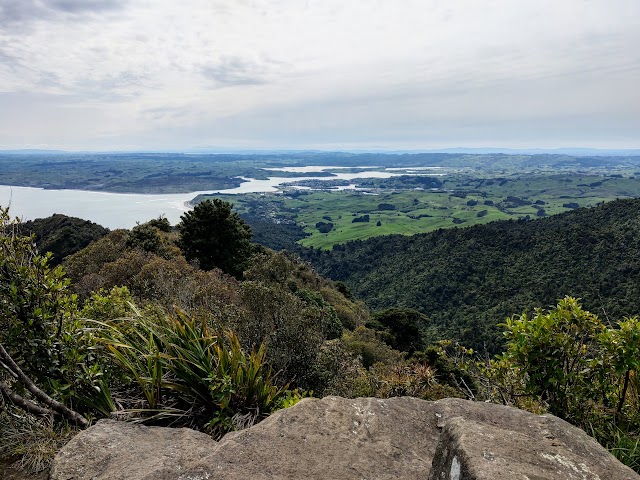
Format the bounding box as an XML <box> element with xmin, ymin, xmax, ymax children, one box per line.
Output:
<box><xmin>202</xmin><ymin>171</ymin><xmax>640</xmax><ymax>249</ymax></box>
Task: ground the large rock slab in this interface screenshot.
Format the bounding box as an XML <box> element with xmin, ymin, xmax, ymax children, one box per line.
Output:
<box><xmin>49</xmin><ymin>421</ymin><xmax>216</xmax><ymax>480</ymax></box>
<box><xmin>50</xmin><ymin>396</ymin><xmax>639</xmax><ymax>480</ymax></box>
<box><xmin>429</xmin><ymin>398</ymin><xmax>634</xmax><ymax>479</ymax></box>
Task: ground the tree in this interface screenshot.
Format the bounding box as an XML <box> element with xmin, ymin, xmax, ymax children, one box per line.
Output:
<box><xmin>21</xmin><ymin>214</ymin><xmax>108</xmax><ymax>265</ymax></box>
<box><xmin>369</xmin><ymin>307</ymin><xmax>429</xmax><ymax>354</ymax></box>
<box><xmin>178</xmin><ymin>199</ymin><xmax>253</xmax><ymax>277</ymax></box>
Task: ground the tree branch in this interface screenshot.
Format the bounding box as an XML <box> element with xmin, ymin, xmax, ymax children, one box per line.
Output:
<box><xmin>0</xmin><ymin>381</ymin><xmax>51</xmax><ymax>416</ymax></box>
<box><xmin>0</xmin><ymin>342</ymin><xmax>89</xmax><ymax>427</ymax></box>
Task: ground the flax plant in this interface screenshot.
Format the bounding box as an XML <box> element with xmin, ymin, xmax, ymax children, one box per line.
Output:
<box><xmin>92</xmin><ymin>308</ymin><xmax>289</xmax><ymax>437</ymax></box>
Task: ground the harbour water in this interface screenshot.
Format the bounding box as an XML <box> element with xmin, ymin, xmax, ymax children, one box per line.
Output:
<box><xmin>0</xmin><ymin>167</ymin><xmax>426</xmax><ymax>228</ymax></box>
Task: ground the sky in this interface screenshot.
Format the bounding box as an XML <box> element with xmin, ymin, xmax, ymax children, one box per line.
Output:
<box><xmin>0</xmin><ymin>0</ymin><xmax>638</xmax><ymax>151</ymax></box>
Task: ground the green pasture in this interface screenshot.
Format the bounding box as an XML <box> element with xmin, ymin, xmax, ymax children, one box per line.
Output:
<box><xmin>201</xmin><ymin>173</ymin><xmax>640</xmax><ymax>250</ymax></box>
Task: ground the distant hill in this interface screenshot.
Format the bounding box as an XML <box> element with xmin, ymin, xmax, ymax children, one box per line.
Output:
<box><xmin>22</xmin><ymin>214</ymin><xmax>109</xmax><ymax>265</ymax></box>
<box><xmin>301</xmin><ymin>198</ymin><xmax>640</xmax><ymax>352</ymax></box>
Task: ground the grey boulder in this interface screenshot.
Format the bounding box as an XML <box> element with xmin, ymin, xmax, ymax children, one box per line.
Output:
<box><xmin>50</xmin><ymin>396</ymin><xmax>639</xmax><ymax>480</ymax></box>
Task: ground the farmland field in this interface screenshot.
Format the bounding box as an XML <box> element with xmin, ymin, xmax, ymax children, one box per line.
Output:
<box><xmin>197</xmin><ymin>172</ymin><xmax>640</xmax><ymax>249</ymax></box>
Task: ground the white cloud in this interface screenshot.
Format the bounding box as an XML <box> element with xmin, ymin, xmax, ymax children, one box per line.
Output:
<box><xmin>0</xmin><ymin>0</ymin><xmax>638</xmax><ymax>149</ymax></box>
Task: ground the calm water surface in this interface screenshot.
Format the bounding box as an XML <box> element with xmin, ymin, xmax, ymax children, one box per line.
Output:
<box><xmin>0</xmin><ymin>167</ymin><xmax>419</xmax><ymax>228</ymax></box>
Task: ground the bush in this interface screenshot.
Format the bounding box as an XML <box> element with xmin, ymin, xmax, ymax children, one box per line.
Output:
<box><xmin>488</xmin><ymin>297</ymin><xmax>640</xmax><ymax>471</ymax></box>
<box><xmin>342</xmin><ymin>326</ymin><xmax>403</xmax><ymax>368</ymax></box>
<box><xmin>314</xmin><ymin>339</ymin><xmax>373</xmax><ymax>397</ymax></box>
<box><xmin>95</xmin><ymin>309</ymin><xmax>288</xmax><ymax>438</ymax></box>
<box><xmin>236</xmin><ymin>281</ymin><xmax>324</xmax><ymax>389</ymax></box>
<box><xmin>0</xmin><ymin>207</ymin><xmax>78</xmax><ymax>389</ymax></box>
<box><xmin>369</xmin><ymin>307</ymin><xmax>428</xmax><ymax>354</ymax></box>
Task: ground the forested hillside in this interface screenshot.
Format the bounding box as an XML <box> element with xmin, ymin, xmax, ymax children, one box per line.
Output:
<box><xmin>302</xmin><ymin>198</ymin><xmax>640</xmax><ymax>352</ymax></box>
<box><xmin>22</xmin><ymin>214</ymin><xmax>108</xmax><ymax>265</ymax></box>
<box><xmin>4</xmin><ymin>199</ymin><xmax>640</xmax><ymax>473</ymax></box>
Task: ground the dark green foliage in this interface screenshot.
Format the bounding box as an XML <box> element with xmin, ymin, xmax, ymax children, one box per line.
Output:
<box><xmin>236</xmin><ymin>281</ymin><xmax>325</xmax><ymax>388</ymax></box>
<box><xmin>302</xmin><ymin>198</ymin><xmax>640</xmax><ymax>352</ymax></box>
<box><xmin>0</xmin><ymin>208</ymin><xmax>114</xmax><ymax>418</ymax></box>
<box><xmin>500</xmin><ymin>297</ymin><xmax>607</xmax><ymax>420</ymax></box>
<box><xmin>377</xmin><ymin>203</ymin><xmax>396</xmax><ymax>211</ymax></box>
<box><xmin>0</xmin><ymin>210</ymin><xmax>73</xmax><ymax>383</ymax></box>
<box><xmin>126</xmin><ymin>221</ymin><xmax>177</xmax><ymax>258</ymax></box>
<box><xmin>21</xmin><ymin>214</ymin><xmax>108</xmax><ymax>265</ymax></box>
<box><xmin>240</xmin><ymin>213</ymin><xmax>309</xmax><ymax>251</ymax></box>
<box><xmin>368</xmin><ymin>308</ymin><xmax>428</xmax><ymax>354</ymax></box>
<box><xmin>415</xmin><ymin>345</ymin><xmax>476</xmax><ymax>395</ymax></box>
<box><xmin>334</xmin><ymin>281</ymin><xmax>353</xmax><ymax>300</ymax></box>
<box><xmin>563</xmin><ymin>202</ymin><xmax>580</xmax><ymax>209</ymax></box>
<box><xmin>315</xmin><ymin>221</ymin><xmax>334</xmax><ymax>233</ymax></box>
<box><xmin>145</xmin><ymin>216</ymin><xmax>171</xmax><ymax>232</ymax></box>
<box><xmin>493</xmin><ymin>298</ymin><xmax>640</xmax><ymax>469</ymax></box>
<box><xmin>294</xmin><ymin>288</ymin><xmax>343</xmax><ymax>340</ymax></box>
<box><xmin>126</xmin><ymin>223</ymin><xmax>165</xmax><ymax>254</ymax></box>
<box><xmin>178</xmin><ymin>199</ymin><xmax>253</xmax><ymax>277</ymax></box>
<box><xmin>341</xmin><ymin>326</ymin><xmax>403</xmax><ymax>368</ymax></box>
<box><xmin>504</xmin><ymin>196</ymin><xmax>531</xmax><ymax>206</ymax></box>
<box><xmin>352</xmin><ymin>214</ymin><xmax>370</xmax><ymax>223</ymax></box>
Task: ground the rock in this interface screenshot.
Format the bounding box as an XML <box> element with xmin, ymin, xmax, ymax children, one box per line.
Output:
<box><xmin>49</xmin><ymin>421</ymin><xmax>216</xmax><ymax>480</ymax></box>
<box><xmin>50</xmin><ymin>397</ymin><xmax>639</xmax><ymax>480</ymax></box>
<box><xmin>429</xmin><ymin>398</ymin><xmax>632</xmax><ymax>479</ymax></box>
<box><xmin>204</xmin><ymin>396</ymin><xmax>438</xmax><ymax>480</ymax></box>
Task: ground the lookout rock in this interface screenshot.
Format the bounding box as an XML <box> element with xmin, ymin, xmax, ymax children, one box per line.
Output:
<box><xmin>50</xmin><ymin>396</ymin><xmax>638</xmax><ymax>480</ymax></box>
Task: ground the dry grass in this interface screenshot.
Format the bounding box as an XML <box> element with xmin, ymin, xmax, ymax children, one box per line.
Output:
<box><xmin>0</xmin><ymin>409</ymin><xmax>78</xmax><ymax>473</ymax></box>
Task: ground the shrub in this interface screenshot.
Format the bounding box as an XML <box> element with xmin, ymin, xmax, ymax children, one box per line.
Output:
<box><xmin>95</xmin><ymin>309</ymin><xmax>288</xmax><ymax>438</ymax></box>
<box><xmin>486</xmin><ymin>297</ymin><xmax>640</xmax><ymax>471</ymax></box>
<box><xmin>342</xmin><ymin>326</ymin><xmax>403</xmax><ymax>368</ymax></box>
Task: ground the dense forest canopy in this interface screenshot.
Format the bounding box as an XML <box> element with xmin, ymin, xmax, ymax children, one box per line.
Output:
<box><xmin>301</xmin><ymin>198</ymin><xmax>640</xmax><ymax>352</ymax></box>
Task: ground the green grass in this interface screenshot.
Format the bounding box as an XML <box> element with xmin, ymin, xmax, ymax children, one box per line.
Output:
<box><xmin>201</xmin><ymin>172</ymin><xmax>640</xmax><ymax>250</ymax></box>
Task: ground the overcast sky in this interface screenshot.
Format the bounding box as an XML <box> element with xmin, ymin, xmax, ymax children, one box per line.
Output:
<box><xmin>0</xmin><ymin>0</ymin><xmax>638</xmax><ymax>151</ymax></box>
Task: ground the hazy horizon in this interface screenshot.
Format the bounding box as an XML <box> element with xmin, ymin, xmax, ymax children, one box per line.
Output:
<box><xmin>2</xmin><ymin>146</ymin><xmax>640</xmax><ymax>155</ymax></box>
